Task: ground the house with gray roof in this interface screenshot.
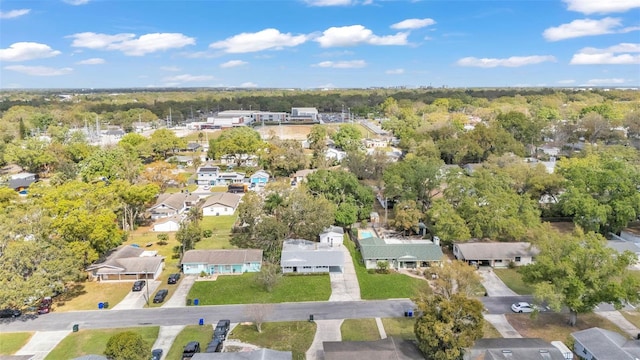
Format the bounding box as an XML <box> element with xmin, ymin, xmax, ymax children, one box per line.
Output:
<box><xmin>192</xmin><ymin>348</ymin><xmax>292</xmax><ymax>360</ymax></box>
<box><xmin>319</xmin><ymin>226</ymin><xmax>344</xmax><ymax>247</ymax></box>
<box><xmin>572</xmin><ymin>327</ymin><xmax>640</xmax><ymax>360</ymax></box>
<box><xmin>86</xmin><ymin>245</ymin><xmax>163</xmax><ymax>281</ymax></box>
<box><xmin>182</xmin><ymin>249</ymin><xmax>262</xmax><ymax>275</ymax></box>
<box><xmin>453</xmin><ymin>242</ymin><xmax>539</xmax><ymax>268</ymax></box>
<box><xmin>464</xmin><ymin>338</ymin><xmax>570</xmax><ymax>360</ymax></box>
<box><xmin>323</xmin><ymin>337</ymin><xmax>423</xmax><ymax>360</ymax></box>
<box><xmin>201</xmin><ymin>193</ymin><xmax>242</xmax><ymax>216</ymax></box>
<box><xmin>7</xmin><ymin>172</ymin><xmax>38</xmax><ymax>192</ymax></box>
<box><xmin>281</xmin><ymin>239</ymin><xmax>345</xmax><ymax>274</ymax></box>
<box><xmin>358</xmin><ymin>236</ymin><xmax>443</xmax><ymax>270</ymax></box>
<box><xmin>149</xmin><ymin>192</ymin><xmax>200</xmax><ymax>220</ymax></box>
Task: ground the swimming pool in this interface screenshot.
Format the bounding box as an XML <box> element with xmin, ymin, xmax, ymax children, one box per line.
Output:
<box><xmin>360</xmin><ymin>230</ymin><xmax>374</xmax><ymax>239</ymax></box>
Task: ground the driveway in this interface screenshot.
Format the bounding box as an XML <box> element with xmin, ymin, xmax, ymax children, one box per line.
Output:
<box><xmin>478</xmin><ymin>268</ymin><xmax>518</xmax><ymax>297</ymax></box>
<box><xmin>111</xmin><ymin>280</ymin><xmax>161</xmax><ymax>310</ymax></box>
<box><xmin>162</xmin><ymin>275</ymin><xmax>197</xmax><ymax>308</ymax></box>
<box><xmin>305</xmin><ymin>320</ymin><xmax>343</xmax><ymax>360</ymax></box>
<box><xmin>328</xmin><ymin>246</ymin><xmax>361</xmax><ymax>301</ymax></box>
<box><xmin>483</xmin><ymin>314</ymin><xmax>522</xmax><ymax>338</ymax></box>
<box><xmin>150</xmin><ymin>325</ymin><xmax>185</xmax><ymax>360</ymax></box>
<box><xmin>15</xmin><ymin>330</ymin><xmax>71</xmax><ymax>360</ymax></box>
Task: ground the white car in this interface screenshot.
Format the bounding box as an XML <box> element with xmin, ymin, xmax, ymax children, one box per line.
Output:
<box><xmin>511</xmin><ymin>302</ymin><xmax>537</xmax><ymax>313</ymax></box>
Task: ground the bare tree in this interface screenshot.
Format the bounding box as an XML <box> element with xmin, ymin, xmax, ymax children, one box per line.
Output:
<box><xmin>245</xmin><ymin>303</ymin><xmax>273</xmax><ymax>333</ymax></box>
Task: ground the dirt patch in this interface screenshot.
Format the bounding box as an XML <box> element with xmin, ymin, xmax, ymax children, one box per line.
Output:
<box><xmin>255</xmin><ymin>125</ymin><xmax>314</xmax><ymax>140</ymax></box>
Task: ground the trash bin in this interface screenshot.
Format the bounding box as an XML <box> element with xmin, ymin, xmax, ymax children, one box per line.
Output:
<box><xmin>103</xmin><ymin>302</ymin><xmax>109</xmax><ymax>309</ymax></box>
<box><xmin>98</xmin><ymin>302</ymin><xmax>104</xmax><ymax>309</ymax></box>
<box><xmin>199</xmin><ymin>318</ymin><xmax>204</xmax><ymax>326</ymax></box>
<box><xmin>194</xmin><ymin>298</ymin><xmax>199</xmax><ymax>306</ymax></box>
<box><xmin>309</xmin><ymin>314</ymin><xmax>314</xmax><ymax>322</ymax></box>
<box><xmin>187</xmin><ymin>299</ymin><xmax>192</xmax><ymax>306</ymax></box>
<box><xmin>407</xmin><ymin>310</ymin><xmax>413</xmax><ymax>318</ymax></box>
<box><xmin>73</xmin><ymin>324</ymin><xmax>79</xmax><ymax>332</ymax></box>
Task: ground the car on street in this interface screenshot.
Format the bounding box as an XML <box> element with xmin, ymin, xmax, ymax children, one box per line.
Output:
<box><xmin>153</xmin><ymin>289</ymin><xmax>169</xmax><ymax>303</ymax></box>
<box><xmin>0</xmin><ymin>308</ymin><xmax>21</xmax><ymax>318</ymax></box>
<box><xmin>132</xmin><ymin>280</ymin><xmax>146</xmax><ymax>292</ymax></box>
<box><xmin>511</xmin><ymin>302</ymin><xmax>537</xmax><ymax>313</ymax></box>
<box><xmin>168</xmin><ymin>273</ymin><xmax>181</xmax><ymax>284</ymax></box>
<box><xmin>151</xmin><ymin>348</ymin><xmax>163</xmax><ymax>360</ymax></box>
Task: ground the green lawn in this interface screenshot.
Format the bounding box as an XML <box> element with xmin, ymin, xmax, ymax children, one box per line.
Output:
<box><xmin>54</xmin><ymin>282</ymin><xmax>133</xmax><ymax>312</ymax></box>
<box><xmin>482</xmin><ymin>320</ymin><xmax>503</xmax><ymax>338</ymax></box>
<box><xmin>344</xmin><ymin>238</ymin><xmax>428</xmax><ymax>299</ymax></box>
<box><xmin>493</xmin><ymin>268</ymin><xmax>534</xmax><ymax>295</ymax></box>
<box><xmin>0</xmin><ymin>332</ymin><xmax>33</xmax><ymax>355</ymax></box>
<box><xmin>188</xmin><ymin>273</ymin><xmax>331</xmax><ymax>304</ymax></box>
<box><xmin>197</xmin><ymin>215</ymin><xmax>237</xmax><ymax>249</ymax></box>
<box><xmin>341</xmin><ymin>319</ymin><xmax>380</xmax><ymax>341</ymax></box>
<box><xmin>620</xmin><ymin>310</ymin><xmax>640</xmax><ymax>328</ymax></box>
<box><xmin>165</xmin><ymin>325</ymin><xmax>213</xmax><ymax>360</ymax></box>
<box><xmin>45</xmin><ymin>326</ymin><xmax>159</xmax><ymax>360</ymax></box>
<box><xmin>229</xmin><ymin>321</ymin><xmax>315</xmax><ymax>360</ymax></box>
<box><xmin>381</xmin><ymin>317</ymin><xmax>417</xmax><ymax>340</ymax></box>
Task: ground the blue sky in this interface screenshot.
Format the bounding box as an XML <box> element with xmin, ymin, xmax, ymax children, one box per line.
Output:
<box><xmin>0</xmin><ymin>0</ymin><xmax>638</xmax><ymax>89</ymax></box>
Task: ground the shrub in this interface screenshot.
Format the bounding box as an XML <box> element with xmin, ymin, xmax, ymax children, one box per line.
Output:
<box><xmin>376</xmin><ymin>261</ymin><xmax>390</xmax><ymax>274</ymax></box>
<box><xmin>104</xmin><ymin>331</ymin><xmax>147</xmax><ymax>360</ymax></box>
<box><xmin>202</xmin><ymin>229</ymin><xmax>213</xmax><ymax>238</ymax></box>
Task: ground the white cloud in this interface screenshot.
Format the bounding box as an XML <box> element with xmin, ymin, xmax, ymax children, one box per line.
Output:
<box><xmin>570</xmin><ymin>42</ymin><xmax>640</xmax><ymax>64</ymax></box>
<box><xmin>220</xmin><ymin>60</ymin><xmax>248</xmax><ymax>68</ymax></box>
<box><xmin>563</xmin><ymin>0</ymin><xmax>640</xmax><ymax>14</ymax></box>
<box><xmin>68</xmin><ymin>32</ymin><xmax>195</xmax><ymax>56</ymax></box>
<box><xmin>4</xmin><ymin>65</ymin><xmax>72</xmax><ymax>76</ymax></box>
<box><xmin>557</xmin><ymin>79</ymin><xmax>576</xmax><ymax>84</ymax></box>
<box><xmin>163</xmin><ymin>74</ymin><xmax>214</xmax><ymax>83</ymax></box>
<box><xmin>586</xmin><ymin>78</ymin><xmax>626</xmax><ymax>84</ymax></box>
<box><xmin>210</xmin><ymin>28</ymin><xmax>307</xmax><ymax>53</ymax></box>
<box><xmin>542</xmin><ymin>17</ymin><xmax>631</xmax><ymax>41</ymax></box>
<box><xmin>76</xmin><ymin>57</ymin><xmax>105</xmax><ymax>65</ymax></box>
<box><xmin>315</xmin><ymin>25</ymin><xmax>408</xmax><ymax>47</ymax></box>
<box><xmin>0</xmin><ymin>42</ymin><xmax>61</xmax><ymax>62</ymax></box>
<box><xmin>240</xmin><ymin>82</ymin><xmax>258</xmax><ymax>87</ymax></box>
<box><xmin>386</xmin><ymin>68</ymin><xmax>405</xmax><ymax>74</ymax></box>
<box><xmin>456</xmin><ymin>55</ymin><xmax>556</xmax><ymax>68</ymax></box>
<box><xmin>63</xmin><ymin>0</ymin><xmax>91</xmax><ymax>5</ymax></box>
<box><xmin>313</xmin><ymin>60</ymin><xmax>367</xmax><ymax>68</ymax></box>
<box><xmin>390</xmin><ymin>18</ymin><xmax>436</xmax><ymax>30</ymax></box>
<box><xmin>0</xmin><ymin>9</ymin><xmax>30</xmax><ymax>19</ymax></box>
<box><xmin>160</xmin><ymin>66</ymin><xmax>181</xmax><ymax>72</ymax></box>
<box><xmin>305</xmin><ymin>0</ymin><xmax>353</xmax><ymax>6</ymax></box>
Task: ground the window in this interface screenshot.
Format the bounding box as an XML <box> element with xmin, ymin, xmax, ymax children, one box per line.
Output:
<box><xmin>515</xmin><ymin>256</ymin><xmax>521</xmax><ymax>262</ymax></box>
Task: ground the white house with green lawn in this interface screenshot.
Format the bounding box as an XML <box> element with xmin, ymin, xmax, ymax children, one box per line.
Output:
<box><xmin>181</xmin><ymin>249</ymin><xmax>262</xmax><ymax>275</ymax></box>
<box><xmin>358</xmin><ymin>237</ymin><xmax>443</xmax><ymax>270</ymax></box>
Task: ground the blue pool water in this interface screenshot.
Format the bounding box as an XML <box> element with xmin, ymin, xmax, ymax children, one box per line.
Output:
<box><xmin>360</xmin><ymin>231</ymin><xmax>373</xmax><ymax>238</ymax></box>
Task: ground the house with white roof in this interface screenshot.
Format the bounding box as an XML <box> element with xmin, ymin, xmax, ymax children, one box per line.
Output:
<box><xmin>281</xmin><ymin>239</ymin><xmax>345</xmax><ymax>274</ymax></box>
<box><xmin>319</xmin><ymin>226</ymin><xmax>344</xmax><ymax>247</ymax></box>
<box><xmin>152</xmin><ymin>214</ymin><xmax>183</xmax><ymax>232</ymax></box>
<box><xmin>453</xmin><ymin>241</ymin><xmax>539</xmax><ymax>267</ymax></box>
<box><xmin>201</xmin><ymin>193</ymin><xmax>242</xmax><ymax>216</ymax></box>
<box><xmin>249</xmin><ymin>170</ymin><xmax>270</xmax><ymax>187</ymax></box>
<box><xmin>572</xmin><ymin>327</ymin><xmax>640</xmax><ymax>360</ymax></box>
<box><xmin>148</xmin><ymin>192</ymin><xmax>200</xmax><ymax>220</ymax></box>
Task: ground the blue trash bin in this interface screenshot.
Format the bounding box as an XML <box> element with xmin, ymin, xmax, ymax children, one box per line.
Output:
<box><xmin>98</xmin><ymin>302</ymin><xmax>104</xmax><ymax>309</ymax></box>
<box><xmin>194</xmin><ymin>298</ymin><xmax>199</xmax><ymax>306</ymax></box>
<box><xmin>199</xmin><ymin>318</ymin><xmax>204</xmax><ymax>326</ymax></box>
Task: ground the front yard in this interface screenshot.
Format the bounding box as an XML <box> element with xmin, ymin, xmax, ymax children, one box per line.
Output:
<box><xmin>0</xmin><ymin>332</ymin><xmax>33</xmax><ymax>355</ymax></box>
<box><xmin>165</xmin><ymin>325</ymin><xmax>213</xmax><ymax>360</ymax></box>
<box><xmin>229</xmin><ymin>321</ymin><xmax>316</xmax><ymax>360</ymax></box>
<box><xmin>493</xmin><ymin>268</ymin><xmax>534</xmax><ymax>295</ymax></box>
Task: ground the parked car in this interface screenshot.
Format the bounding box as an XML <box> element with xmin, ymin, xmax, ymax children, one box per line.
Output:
<box><xmin>511</xmin><ymin>302</ymin><xmax>537</xmax><ymax>313</ymax></box>
<box><xmin>151</xmin><ymin>348</ymin><xmax>163</xmax><ymax>360</ymax></box>
<box><xmin>182</xmin><ymin>341</ymin><xmax>200</xmax><ymax>359</ymax></box>
<box><xmin>153</xmin><ymin>289</ymin><xmax>169</xmax><ymax>303</ymax></box>
<box><xmin>0</xmin><ymin>308</ymin><xmax>21</xmax><ymax>318</ymax></box>
<box><xmin>37</xmin><ymin>296</ymin><xmax>52</xmax><ymax>314</ymax></box>
<box><xmin>132</xmin><ymin>280</ymin><xmax>146</xmax><ymax>292</ymax></box>
<box><xmin>168</xmin><ymin>273</ymin><xmax>181</xmax><ymax>284</ymax></box>
<box><xmin>205</xmin><ymin>338</ymin><xmax>223</xmax><ymax>353</ymax></box>
<box><xmin>214</xmin><ymin>319</ymin><xmax>231</xmax><ymax>340</ymax></box>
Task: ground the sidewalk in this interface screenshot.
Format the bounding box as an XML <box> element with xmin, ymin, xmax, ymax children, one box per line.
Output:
<box><xmin>596</xmin><ymin>311</ymin><xmax>640</xmax><ymax>338</ymax></box>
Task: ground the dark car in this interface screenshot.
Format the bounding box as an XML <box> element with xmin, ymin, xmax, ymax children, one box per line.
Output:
<box><xmin>151</xmin><ymin>348</ymin><xmax>163</xmax><ymax>360</ymax></box>
<box><xmin>205</xmin><ymin>338</ymin><xmax>223</xmax><ymax>353</ymax></box>
<box><xmin>182</xmin><ymin>341</ymin><xmax>200</xmax><ymax>359</ymax></box>
<box><xmin>0</xmin><ymin>308</ymin><xmax>21</xmax><ymax>318</ymax></box>
<box><xmin>168</xmin><ymin>273</ymin><xmax>181</xmax><ymax>284</ymax></box>
<box><xmin>153</xmin><ymin>289</ymin><xmax>169</xmax><ymax>303</ymax></box>
<box><xmin>132</xmin><ymin>280</ymin><xmax>146</xmax><ymax>292</ymax></box>
<box><xmin>214</xmin><ymin>319</ymin><xmax>231</xmax><ymax>340</ymax></box>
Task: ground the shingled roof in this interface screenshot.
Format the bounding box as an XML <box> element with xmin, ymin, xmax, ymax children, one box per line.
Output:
<box><xmin>182</xmin><ymin>249</ymin><xmax>263</xmax><ymax>265</ymax></box>
<box><xmin>359</xmin><ymin>237</ymin><xmax>443</xmax><ymax>262</ymax></box>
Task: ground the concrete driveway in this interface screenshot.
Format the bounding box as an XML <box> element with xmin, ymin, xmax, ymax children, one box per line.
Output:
<box><xmin>328</xmin><ymin>246</ymin><xmax>361</xmax><ymax>301</ymax></box>
<box><xmin>111</xmin><ymin>280</ymin><xmax>161</xmax><ymax>310</ymax></box>
<box><xmin>162</xmin><ymin>275</ymin><xmax>197</xmax><ymax>308</ymax></box>
<box><xmin>484</xmin><ymin>314</ymin><xmax>522</xmax><ymax>338</ymax></box>
<box><xmin>305</xmin><ymin>320</ymin><xmax>343</xmax><ymax>360</ymax></box>
<box><xmin>478</xmin><ymin>268</ymin><xmax>518</xmax><ymax>297</ymax></box>
<box><xmin>150</xmin><ymin>325</ymin><xmax>185</xmax><ymax>360</ymax></box>
<box><xmin>15</xmin><ymin>330</ymin><xmax>71</xmax><ymax>360</ymax></box>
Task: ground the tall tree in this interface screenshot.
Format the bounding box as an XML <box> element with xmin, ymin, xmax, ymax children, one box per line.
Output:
<box><xmin>207</xmin><ymin>127</ymin><xmax>264</xmax><ymax>166</ymax></box>
<box><xmin>382</xmin><ymin>154</ymin><xmax>444</xmax><ymax>209</ymax></box>
<box><xmin>431</xmin><ymin>260</ymin><xmax>483</xmax><ymax>299</ymax></box>
<box><xmin>391</xmin><ymin>200</ymin><xmax>424</xmax><ymax>236</ymax></box>
<box><xmin>427</xmin><ymin>199</ymin><xmax>471</xmax><ymax>246</ymax></box>
<box><xmin>330</xmin><ymin>123</ymin><xmax>362</xmax><ymax>151</ymax></box>
<box><xmin>414</xmin><ymin>293</ymin><xmax>484</xmax><ymax>360</ymax></box>
<box><xmin>520</xmin><ymin>225</ymin><xmax>639</xmax><ymax>326</ymax></box>
<box><xmin>79</xmin><ymin>147</ymin><xmax>142</xmax><ymax>183</ymax></box>
<box><xmin>149</xmin><ymin>128</ymin><xmax>186</xmax><ymax>160</ymax></box>
<box><xmin>306</xmin><ymin>169</ymin><xmax>374</xmax><ymax>222</ymax></box>
<box><xmin>104</xmin><ymin>331</ymin><xmax>148</xmax><ymax>360</ymax></box>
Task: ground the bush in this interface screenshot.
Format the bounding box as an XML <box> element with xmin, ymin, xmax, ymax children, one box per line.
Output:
<box><xmin>508</xmin><ymin>261</ymin><xmax>517</xmax><ymax>269</ymax></box>
<box><xmin>104</xmin><ymin>331</ymin><xmax>148</xmax><ymax>360</ymax></box>
<box><xmin>376</xmin><ymin>261</ymin><xmax>390</xmax><ymax>274</ymax></box>
<box><xmin>200</xmin><ymin>271</ymin><xmax>208</xmax><ymax>278</ymax></box>
<box><xmin>202</xmin><ymin>229</ymin><xmax>213</xmax><ymax>238</ymax></box>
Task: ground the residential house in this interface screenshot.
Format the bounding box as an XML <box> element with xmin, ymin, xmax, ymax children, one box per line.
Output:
<box><xmin>249</xmin><ymin>170</ymin><xmax>270</xmax><ymax>187</ymax></box>
<box><xmin>201</xmin><ymin>193</ymin><xmax>242</xmax><ymax>216</ymax></box>
<box><xmin>291</xmin><ymin>169</ymin><xmax>316</xmax><ymax>184</ymax></box>
<box><xmin>325</xmin><ymin>148</ymin><xmax>347</xmax><ymax>162</ymax></box>
<box><xmin>453</xmin><ymin>242</ymin><xmax>539</xmax><ymax>268</ymax></box>
<box><xmin>192</xmin><ymin>349</ymin><xmax>292</xmax><ymax>360</ymax></box>
<box><xmin>464</xmin><ymin>338</ymin><xmax>571</xmax><ymax>360</ymax></box>
<box><xmin>152</xmin><ymin>214</ymin><xmax>183</xmax><ymax>232</ymax></box>
<box><xmin>363</xmin><ymin>138</ymin><xmax>388</xmax><ymax>148</ymax></box>
<box><xmin>148</xmin><ymin>192</ymin><xmax>200</xmax><ymax>220</ymax></box>
<box><xmin>220</xmin><ymin>154</ymin><xmax>258</xmax><ymax>167</ymax></box>
<box><xmin>86</xmin><ymin>245</ymin><xmax>163</xmax><ymax>281</ymax></box>
<box><xmin>168</xmin><ymin>155</ymin><xmax>194</xmax><ymax>167</ymax></box>
<box><xmin>215</xmin><ymin>171</ymin><xmax>246</xmax><ymax>185</ymax></box>
<box><xmin>323</xmin><ymin>337</ymin><xmax>423</xmax><ymax>360</ymax></box>
<box><xmin>197</xmin><ymin>164</ymin><xmax>220</xmax><ymax>185</ymax></box>
<box><xmin>7</xmin><ymin>172</ymin><xmax>38</xmax><ymax>193</ymax></box>
<box><xmin>572</xmin><ymin>327</ymin><xmax>640</xmax><ymax>360</ymax></box>
<box><xmin>186</xmin><ymin>142</ymin><xmax>201</xmax><ymax>152</ymax></box>
<box><xmin>358</xmin><ymin>236</ymin><xmax>443</xmax><ymax>270</ymax></box>
<box><xmin>281</xmin><ymin>239</ymin><xmax>344</xmax><ymax>274</ymax></box>
<box><xmin>319</xmin><ymin>226</ymin><xmax>344</xmax><ymax>247</ymax></box>
<box><xmin>182</xmin><ymin>249</ymin><xmax>262</xmax><ymax>275</ymax></box>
